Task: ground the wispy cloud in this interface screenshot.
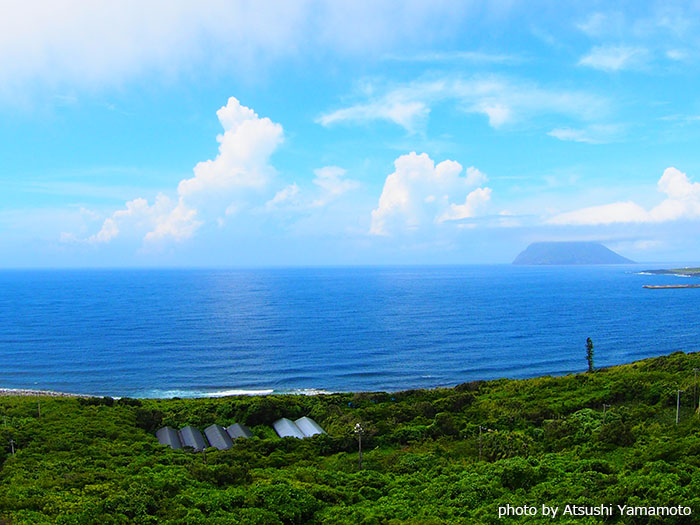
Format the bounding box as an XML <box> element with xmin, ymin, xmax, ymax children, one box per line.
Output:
<box><xmin>319</xmin><ymin>75</ymin><xmax>608</xmax><ymax>132</ymax></box>
<box><xmin>574</xmin><ymin>7</ymin><xmax>700</xmax><ymax>72</ymax></box>
<box><xmin>659</xmin><ymin>114</ymin><xmax>700</xmax><ymax>124</ymax></box>
<box><xmin>548</xmin><ymin>124</ymin><xmax>625</xmax><ymax>144</ymax></box>
<box><xmin>0</xmin><ymin>1</ymin><xmax>471</xmax><ymax>101</ymax></box>
<box><xmin>311</xmin><ymin>166</ymin><xmax>360</xmax><ymax>207</ymax></box>
<box><xmin>265</xmin><ymin>184</ymin><xmax>300</xmax><ymax>211</ymax></box>
<box><xmin>316</xmin><ymin>98</ymin><xmax>429</xmax><ymax>134</ymax></box>
<box><xmin>576</xmin><ymin>12</ymin><xmax>610</xmax><ymax>37</ymax></box>
<box><xmin>262</xmin><ymin>166</ymin><xmax>360</xmax><ymax>211</ymax></box>
<box><xmin>578</xmin><ymin>45</ymin><xmax>649</xmax><ymax>71</ymax></box>
<box><xmin>666</xmin><ymin>49</ymin><xmax>688</xmax><ymax>61</ymax></box>
<box><xmin>382</xmin><ymin>50</ymin><xmax>518</xmax><ymax>63</ymax></box>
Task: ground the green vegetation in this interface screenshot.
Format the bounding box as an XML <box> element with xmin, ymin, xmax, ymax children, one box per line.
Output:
<box><xmin>587</xmin><ymin>338</ymin><xmax>594</xmax><ymax>373</ymax></box>
<box><xmin>676</xmin><ymin>268</ymin><xmax>700</xmax><ymax>275</ymax></box>
<box><xmin>3</xmin><ymin>351</ymin><xmax>700</xmax><ymax>523</ymax></box>
<box><xmin>646</xmin><ymin>268</ymin><xmax>700</xmax><ymax>276</ymax></box>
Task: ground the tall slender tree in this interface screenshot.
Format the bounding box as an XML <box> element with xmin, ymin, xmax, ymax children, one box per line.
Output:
<box><xmin>586</xmin><ymin>337</ymin><xmax>594</xmax><ymax>372</ymax></box>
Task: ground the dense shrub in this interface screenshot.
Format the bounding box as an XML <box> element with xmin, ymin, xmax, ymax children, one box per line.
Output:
<box><xmin>2</xmin><ymin>351</ymin><xmax>700</xmax><ymax>523</ymax></box>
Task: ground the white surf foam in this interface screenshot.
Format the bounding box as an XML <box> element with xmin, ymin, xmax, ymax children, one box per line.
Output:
<box><xmin>203</xmin><ymin>389</ymin><xmax>274</xmax><ymax>397</ymax></box>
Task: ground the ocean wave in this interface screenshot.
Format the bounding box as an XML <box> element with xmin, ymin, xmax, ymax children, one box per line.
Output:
<box><xmin>203</xmin><ymin>389</ymin><xmax>275</xmax><ymax>397</ymax></box>
<box><xmin>136</xmin><ymin>388</ymin><xmax>274</xmax><ymax>399</ymax></box>
<box><xmin>635</xmin><ymin>271</ymin><xmax>693</xmax><ymax>278</ymax></box>
<box><xmin>275</xmin><ymin>388</ymin><xmax>335</xmax><ymax>396</ymax></box>
<box><xmin>134</xmin><ymin>387</ymin><xmax>336</xmax><ymax>398</ymax></box>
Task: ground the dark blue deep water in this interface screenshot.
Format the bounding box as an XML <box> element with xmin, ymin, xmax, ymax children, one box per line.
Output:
<box><xmin>1</xmin><ymin>266</ymin><xmax>698</xmax><ymax>397</ymax></box>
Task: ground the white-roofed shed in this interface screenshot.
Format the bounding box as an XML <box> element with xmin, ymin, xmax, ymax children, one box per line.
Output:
<box><xmin>294</xmin><ymin>416</ymin><xmax>326</xmax><ymax>437</ymax></box>
<box><xmin>273</xmin><ymin>417</ymin><xmax>305</xmax><ymax>439</ymax></box>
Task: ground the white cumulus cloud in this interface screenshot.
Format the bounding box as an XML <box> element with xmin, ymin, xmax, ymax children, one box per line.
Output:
<box><xmin>472</xmin><ymin>102</ymin><xmax>511</xmax><ymax>128</ymax></box>
<box><xmin>178</xmin><ymin>98</ymin><xmax>283</xmax><ymax>198</ymax></box>
<box><xmin>438</xmin><ymin>187</ymin><xmax>492</xmax><ymax>222</ymax></box>
<box><xmin>549</xmin><ymin>167</ymin><xmax>700</xmax><ymax>225</ymax></box>
<box><xmin>143</xmin><ymin>199</ymin><xmax>201</xmax><ymax>243</ymax></box>
<box><xmin>370</xmin><ymin>152</ymin><xmax>491</xmax><ymax>235</ymax></box>
<box><xmin>87</xmin><ymin>97</ymin><xmax>283</xmax><ymax>244</ymax></box>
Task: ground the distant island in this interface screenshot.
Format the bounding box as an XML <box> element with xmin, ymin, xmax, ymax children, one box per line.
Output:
<box><xmin>513</xmin><ymin>242</ymin><xmax>635</xmax><ymax>265</ymax></box>
<box><xmin>641</xmin><ymin>267</ymin><xmax>700</xmax><ymax>289</ymax></box>
<box><xmin>642</xmin><ymin>267</ymin><xmax>700</xmax><ymax>277</ymax></box>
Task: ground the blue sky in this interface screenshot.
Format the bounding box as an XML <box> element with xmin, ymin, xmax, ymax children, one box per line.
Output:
<box><xmin>3</xmin><ymin>0</ymin><xmax>700</xmax><ymax>267</ymax></box>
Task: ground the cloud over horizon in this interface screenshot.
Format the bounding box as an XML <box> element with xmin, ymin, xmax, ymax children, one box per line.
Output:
<box><xmin>7</xmin><ymin>2</ymin><xmax>700</xmax><ymax>265</ymax></box>
<box><xmin>549</xmin><ymin>167</ymin><xmax>700</xmax><ymax>225</ymax></box>
<box><xmin>370</xmin><ymin>152</ymin><xmax>491</xmax><ymax>235</ymax></box>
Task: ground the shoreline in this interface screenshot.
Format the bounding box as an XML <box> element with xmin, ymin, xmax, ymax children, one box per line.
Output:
<box><xmin>0</xmin><ymin>386</ymin><xmax>337</xmax><ymax>399</ymax></box>
<box><xmin>0</xmin><ymin>387</ymin><xmax>91</xmax><ymax>398</ymax></box>
<box><xmin>643</xmin><ymin>284</ymin><xmax>700</xmax><ymax>289</ymax></box>
<box><xmin>3</xmin><ymin>352</ymin><xmax>693</xmax><ymax>400</ymax></box>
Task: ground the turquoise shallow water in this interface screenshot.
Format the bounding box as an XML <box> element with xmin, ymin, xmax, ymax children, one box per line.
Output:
<box><xmin>0</xmin><ymin>265</ymin><xmax>697</xmax><ymax>397</ymax></box>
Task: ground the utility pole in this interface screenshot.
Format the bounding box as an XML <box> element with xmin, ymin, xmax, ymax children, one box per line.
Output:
<box><xmin>676</xmin><ymin>390</ymin><xmax>685</xmax><ymax>425</ymax></box>
<box><xmin>603</xmin><ymin>404</ymin><xmax>611</xmax><ymax>424</ymax></box>
<box><xmin>9</xmin><ymin>439</ymin><xmax>15</xmax><ymax>456</ymax></box>
<box><xmin>695</xmin><ymin>369</ymin><xmax>699</xmax><ymax>413</ymax></box>
<box><xmin>479</xmin><ymin>425</ymin><xmax>483</xmax><ymax>461</ymax></box>
<box><xmin>354</xmin><ymin>423</ymin><xmax>364</xmax><ymax>470</ymax></box>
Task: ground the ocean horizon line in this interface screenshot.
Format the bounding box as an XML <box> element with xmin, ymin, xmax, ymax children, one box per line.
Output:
<box><xmin>9</xmin><ymin>262</ymin><xmax>698</xmax><ymax>272</ymax></box>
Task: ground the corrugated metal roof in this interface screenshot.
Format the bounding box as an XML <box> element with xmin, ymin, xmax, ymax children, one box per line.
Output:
<box><xmin>272</xmin><ymin>417</ymin><xmax>305</xmax><ymax>439</ymax></box>
<box><xmin>179</xmin><ymin>425</ymin><xmax>208</xmax><ymax>451</ymax></box>
<box><xmin>295</xmin><ymin>416</ymin><xmax>326</xmax><ymax>437</ymax></box>
<box><xmin>156</xmin><ymin>426</ymin><xmax>182</xmax><ymax>449</ymax></box>
<box><xmin>204</xmin><ymin>424</ymin><xmax>234</xmax><ymax>450</ymax></box>
<box><xmin>226</xmin><ymin>422</ymin><xmax>253</xmax><ymax>439</ymax></box>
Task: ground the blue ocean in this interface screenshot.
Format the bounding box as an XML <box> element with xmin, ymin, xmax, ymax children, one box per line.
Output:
<box><xmin>1</xmin><ymin>266</ymin><xmax>698</xmax><ymax>398</ymax></box>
